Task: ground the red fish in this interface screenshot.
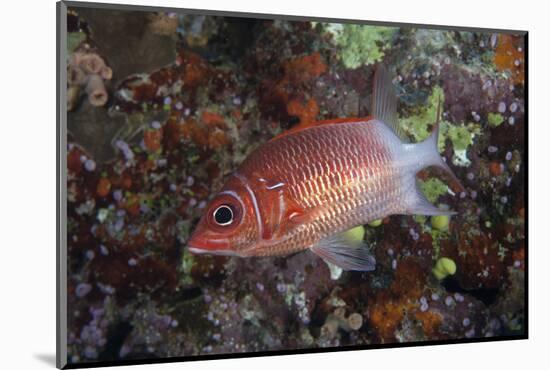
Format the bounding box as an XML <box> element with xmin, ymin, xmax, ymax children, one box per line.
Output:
<box><xmin>187</xmin><ymin>66</ymin><xmax>461</xmax><ymax>271</ymax></box>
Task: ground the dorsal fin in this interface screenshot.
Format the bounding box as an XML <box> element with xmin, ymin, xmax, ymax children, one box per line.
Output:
<box><xmin>372</xmin><ymin>65</ymin><xmax>408</xmax><ymax>142</ymax></box>
<box><xmin>270</xmin><ymin>116</ymin><xmax>373</xmax><ymax>142</ymax></box>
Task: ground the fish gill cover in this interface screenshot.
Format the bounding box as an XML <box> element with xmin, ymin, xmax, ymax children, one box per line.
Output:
<box><xmin>65</xmin><ymin>7</ymin><xmax>525</xmax><ymax>364</ymax></box>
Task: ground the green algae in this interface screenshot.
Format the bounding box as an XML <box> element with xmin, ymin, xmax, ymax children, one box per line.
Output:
<box><xmin>416</xmin><ymin>179</ymin><xmax>454</xmax><ymax>261</ymax></box>
<box><xmin>432</xmin><ymin>257</ymin><xmax>457</xmax><ymax>280</ymax></box>
<box><xmin>400</xmin><ymin>86</ymin><xmax>480</xmax><ymax>166</ymax></box>
<box><xmin>488</xmin><ymin>112</ymin><xmax>505</xmax><ymax>127</ymax></box>
<box><xmin>327</xmin><ymin>23</ymin><xmax>397</xmax><ymax>69</ymax></box>
<box><xmin>431</xmin><ymin>214</ymin><xmax>450</xmax><ymax>231</ymax></box>
<box><xmin>67</xmin><ymin>31</ymin><xmax>86</xmax><ymax>54</ymax></box>
<box><xmin>413</xmin><ymin>214</ymin><xmax>427</xmax><ymax>226</ymax></box>
<box><xmin>419</xmin><ymin>178</ymin><xmax>448</xmax><ymax>203</ymax></box>
<box><xmin>413</xmin><ymin>29</ymin><xmax>456</xmax><ymax>55</ymax></box>
<box><xmin>180</xmin><ymin>249</ymin><xmax>195</xmax><ymax>285</ymax></box>
<box><xmin>368</xmin><ymin>219</ymin><xmax>383</xmax><ymax>227</ymax></box>
<box><xmin>446</xmin><ymin>123</ymin><xmax>478</xmax><ymax>151</ymax></box>
<box><xmin>401</xmin><ymin>86</ymin><xmax>445</xmax><ymax>144</ymax></box>
<box><xmin>343</xmin><ymin>225</ymin><xmax>365</xmax><ymax>243</ymax></box>
<box><xmin>429</xmin><ymin>229</ymin><xmax>449</xmax><ymax>261</ymax></box>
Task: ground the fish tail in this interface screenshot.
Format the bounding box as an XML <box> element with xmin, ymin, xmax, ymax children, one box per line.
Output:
<box><xmin>401</xmin><ymin>99</ymin><xmax>464</xmax><ymax>216</ymax></box>
<box><xmin>403</xmin><ymin>130</ymin><xmax>459</xmax><ymax>216</ymax></box>
<box><xmin>421</xmin><ymin>124</ymin><xmax>464</xmax><ymax>192</ymax></box>
<box><xmin>411</xmin><ymin>98</ymin><xmax>465</xmax><ymax>193</ymax></box>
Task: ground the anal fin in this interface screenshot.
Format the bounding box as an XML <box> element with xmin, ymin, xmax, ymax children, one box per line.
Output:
<box><xmin>310</xmin><ymin>232</ymin><xmax>376</xmax><ymax>271</ymax></box>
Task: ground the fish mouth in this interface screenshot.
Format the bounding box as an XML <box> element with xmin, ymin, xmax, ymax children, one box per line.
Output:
<box><xmin>187</xmin><ymin>247</ymin><xmax>241</xmax><ymax>257</ymax></box>
<box><xmin>187</xmin><ymin>247</ymin><xmax>211</xmax><ymax>255</ymax></box>
<box><xmin>187</xmin><ymin>236</ymin><xmax>240</xmax><ymax>256</ymax></box>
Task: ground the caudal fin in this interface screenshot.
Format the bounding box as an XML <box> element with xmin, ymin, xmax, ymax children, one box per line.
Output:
<box><xmin>402</xmin><ymin>98</ymin><xmax>464</xmax><ymax>216</ymax></box>
<box><xmin>414</xmin><ymin>98</ymin><xmax>465</xmax><ymax>192</ymax></box>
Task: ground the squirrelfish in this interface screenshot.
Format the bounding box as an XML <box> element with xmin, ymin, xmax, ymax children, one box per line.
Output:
<box><xmin>187</xmin><ymin>66</ymin><xmax>461</xmax><ymax>271</ymax></box>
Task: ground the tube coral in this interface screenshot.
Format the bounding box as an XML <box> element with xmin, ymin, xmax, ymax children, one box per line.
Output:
<box><xmin>85</xmin><ymin>74</ymin><xmax>108</xmax><ymax>107</ymax></box>
<box><xmin>67</xmin><ymin>44</ymin><xmax>113</xmax><ymax>110</ymax></box>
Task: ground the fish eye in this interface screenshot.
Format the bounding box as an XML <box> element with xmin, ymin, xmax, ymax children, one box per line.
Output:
<box><xmin>213</xmin><ymin>205</ymin><xmax>234</xmax><ymax>226</ymax></box>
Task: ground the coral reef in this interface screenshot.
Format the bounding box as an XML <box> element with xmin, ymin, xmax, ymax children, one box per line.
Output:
<box><xmin>65</xmin><ymin>8</ymin><xmax>526</xmax><ymax>365</ymax></box>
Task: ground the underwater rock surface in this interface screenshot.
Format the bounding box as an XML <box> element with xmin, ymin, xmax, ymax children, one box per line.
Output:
<box><xmin>66</xmin><ymin>8</ymin><xmax>525</xmax><ymax>364</ymax></box>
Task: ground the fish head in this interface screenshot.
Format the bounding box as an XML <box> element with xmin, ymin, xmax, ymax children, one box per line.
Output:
<box><xmin>187</xmin><ymin>175</ymin><xmax>260</xmax><ymax>256</ymax></box>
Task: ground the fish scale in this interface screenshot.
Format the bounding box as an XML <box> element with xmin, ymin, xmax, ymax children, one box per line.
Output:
<box><xmin>188</xmin><ymin>66</ymin><xmax>461</xmax><ymax>271</ymax></box>
<box><xmin>237</xmin><ymin>120</ymin><xmax>403</xmax><ymax>257</ymax></box>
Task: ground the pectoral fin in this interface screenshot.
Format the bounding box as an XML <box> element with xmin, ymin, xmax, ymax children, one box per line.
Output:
<box><xmin>310</xmin><ymin>231</ymin><xmax>376</xmax><ymax>271</ymax></box>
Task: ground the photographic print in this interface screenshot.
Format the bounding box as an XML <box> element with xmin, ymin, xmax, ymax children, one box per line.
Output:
<box><xmin>58</xmin><ymin>1</ymin><xmax>527</xmax><ymax>367</ymax></box>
